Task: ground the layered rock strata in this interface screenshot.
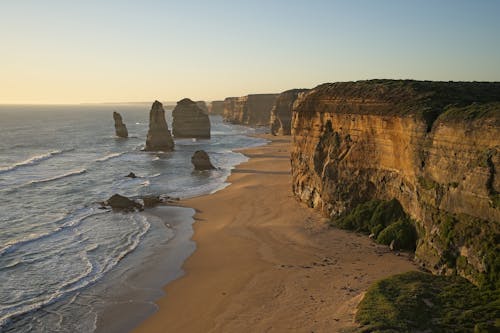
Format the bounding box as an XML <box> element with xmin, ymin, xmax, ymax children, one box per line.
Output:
<box><xmin>270</xmin><ymin>89</ymin><xmax>309</xmax><ymax>135</ymax></box>
<box><xmin>172</xmin><ymin>98</ymin><xmax>211</xmax><ymax>139</ymax></box>
<box><xmin>113</xmin><ymin>111</ymin><xmax>128</xmax><ymax>138</ymax></box>
<box><xmin>291</xmin><ymin>80</ymin><xmax>500</xmax><ymax>287</ymax></box>
<box><xmin>223</xmin><ymin>94</ymin><xmax>278</xmax><ymax>126</ymax></box>
<box><xmin>145</xmin><ymin>100</ymin><xmax>174</xmax><ymax>151</ymax></box>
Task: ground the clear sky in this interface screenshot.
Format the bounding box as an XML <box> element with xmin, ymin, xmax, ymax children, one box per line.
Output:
<box><xmin>1</xmin><ymin>0</ymin><xmax>499</xmax><ymax>104</ymax></box>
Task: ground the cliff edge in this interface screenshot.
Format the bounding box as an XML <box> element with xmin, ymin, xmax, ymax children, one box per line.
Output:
<box><xmin>291</xmin><ymin>80</ymin><xmax>500</xmax><ymax>287</ymax></box>
<box><xmin>270</xmin><ymin>89</ymin><xmax>309</xmax><ymax>135</ymax></box>
<box><xmin>223</xmin><ymin>94</ymin><xmax>278</xmax><ymax>126</ymax></box>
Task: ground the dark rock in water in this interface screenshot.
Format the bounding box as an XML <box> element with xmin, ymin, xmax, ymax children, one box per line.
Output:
<box><xmin>113</xmin><ymin>111</ymin><xmax>128</xmax><ymax>138</ymax></box>
<box><xmin>142</xmin><ymin>195</ymin><xmax>163</xmax><ymax>208</ymax></box>
<box><xmin>145</xmin><ymin>100</ymin><xmax>174</xmax><ymax>151</ymax></box>
<box><xmin>191</xmin><ymin>150</ymin><xmax>215</xmax><ymax>170</ymax></box>
<box><xmin>125</xmin><ymin>172</ymin><xmax>137</xmax><ymax>178</ymax></box>
<box><xmin>172</xmin><ymin>98</ymin><xmax>211</xmax><ymax>138</ymax></box>
<box><xmin>104</xmin><ymin>194</ymin><xmax>143</xmax><ymax>212</ymax></box>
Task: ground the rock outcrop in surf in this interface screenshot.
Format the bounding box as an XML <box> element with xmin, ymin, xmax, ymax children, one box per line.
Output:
<box><xmin>208</xmin><ymin>100</ymin><xmax>224</xmax><ymax>115</ymax></box>
<box><xmin>191</xmin><ymin>150</ymin><xmax>215</xmax><ymax>170</ymax></box>
<box><xmin>172</xmin><ymin>98</ymin><xmax>211</xmax><ymax>139</ymax></box>
<box><xmin>113</xmin><ymin>111</ymin><xmax>128</xmax><ymax>138</ymax></box>
<box><xmin>145</xmin><ymin>100</ymin><xmax>174</xmax><ymax>151</ymax></box>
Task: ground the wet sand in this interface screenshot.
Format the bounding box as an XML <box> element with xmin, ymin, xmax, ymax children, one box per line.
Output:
<box><xmin>134</xmin><ymin>135</ymin><xmax>416</xmax><ymax>333</ymax></box>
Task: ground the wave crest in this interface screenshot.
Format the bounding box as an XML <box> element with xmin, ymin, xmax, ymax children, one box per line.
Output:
<box><xmin>0</xmin><ymin>150</ymin><xmax>66</xmax><ymax>174</ymax></box>
<box><xmin>27</xmin><ymin>169</ymin><xmax>87</xmax><ymax>185</ymax></box>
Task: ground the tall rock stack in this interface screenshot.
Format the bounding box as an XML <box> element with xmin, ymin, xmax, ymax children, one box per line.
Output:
<box><xmin>270</xmin><ymin>89</ymin><xmax>309</xmax><ymax>135</ymax></box>
<box><xmin>144</xmin><ymin>100</ymin><xmax>174</xmax><ymax>151</ymax></box>
<box><xmin>172</xmin><ymin>98</ymin><xmax>211</xmax><ymax>139</ymax></box>
<box><xmin>113</xmin><ymin>111</ymin><xmax>128</xmax><ymax>138</ymax></box>
<box><xmin>208</xmin><ymin>100</ymin><xmax>224</xmax><ymax>115</ymax></box>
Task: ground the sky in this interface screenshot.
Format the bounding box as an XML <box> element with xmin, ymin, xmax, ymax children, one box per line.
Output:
<box><xmin>1</xmin><ymin>0</ymin><xmax>499</xmax><ymax>104</ymax></box>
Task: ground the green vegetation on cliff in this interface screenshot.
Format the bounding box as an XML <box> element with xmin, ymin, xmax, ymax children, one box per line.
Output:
<box><xmin>425</xmin><ymin>211</ymin><xmax>500</xmax><ymax>290</ymax></box>
<box><xmin>331</xmin><ymin>199</ymin><xmax>417</xmax><ymax>250</ymax></box>
<box><xmin>356</xmin><ymin>271</ymin><xmax>500</xmax><ymax>333</ymax></box>
<box><xmin>439</xmin><ymin>102</ymin><xmax>500</xmax><ymax>122</ymax></box>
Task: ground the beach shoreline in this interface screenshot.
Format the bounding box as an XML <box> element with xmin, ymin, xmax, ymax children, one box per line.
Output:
<box><xmin>133</xmin><ymin>134</ymin><xmax>417</xmax><ymax>333</ymax></box>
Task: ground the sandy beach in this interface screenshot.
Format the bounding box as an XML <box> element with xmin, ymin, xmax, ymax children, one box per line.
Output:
<box><xmin>134</xmin><ymin>135</ymin><xmax>417</xmax><ymax>333</ymax></box>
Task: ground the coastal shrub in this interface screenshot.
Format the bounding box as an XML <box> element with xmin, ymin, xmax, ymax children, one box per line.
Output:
<box><xmin>432</xmin><ymin>211</ymin><xmax>500</xmax><ymax>289</ymax></box>
<box><xmin>356</xmin><ymin>271</ymin><xmax>500</xmax><ymax>333</ymax></box>
<box><xmin>331</xmin><ymin>198</ymin><xmax>417</xmax><ymax>250</ymax></box>
<box><xmin>333</xmin><ymin>199</ymin><xmax>406</xmax><ymax>235</ymax></box>
<box><xmin>376</xmin><ymin>219</ymin><xmax>417</xmax><ymax>251</ymax></box>
<box><xmin>333</xmin><ymin>200</ymin><xmax>381</xmax><ymax>232</ymax></box>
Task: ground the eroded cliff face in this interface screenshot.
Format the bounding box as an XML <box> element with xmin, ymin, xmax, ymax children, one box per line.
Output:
<box><xmin>223</xmin><ymin>97</ymin><xmax>238</xmax><ymax>123</ymax></box>
<box><xmin>145</xmin><ymin>100</ymin><xmax>174</xmax><ymax>151</ymax></box>
<box><xmin>291</xmin><ymin>80</ymin><xmax>500</xmax><ymax>287</ymax></box>
<box><xmin>223</xmin><ymin>94</ymin><xmax>278</xmax><ymax>126</ymax></box>
<box><xmin>172</xmin><ymin>98</ymin><xmax>211</xmax><ymax>139</ymax></box>
<box><xmin>270</xmin><ymin>89</ymin><xmax>309</xmax><ymax>135</ymax></box>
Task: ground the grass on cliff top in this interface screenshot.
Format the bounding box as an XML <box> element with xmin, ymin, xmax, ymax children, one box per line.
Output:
<box><xmin>356</xmin><ymin>271</ymin><xmax>500</xmax><ymax>333</ymax></box>
<box><xmin>331</xmin><ymin>199</ymin><xmax>417</xmax><ymax>251</ymax></box>
<box><xmin>439</xmin><ymin>102</ymin><xmax>500</xmax><ymax>122</ymax></box>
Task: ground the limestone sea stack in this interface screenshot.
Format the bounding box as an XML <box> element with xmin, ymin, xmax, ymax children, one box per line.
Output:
<box><xmin>144</xmin><ymin>100</ymin><xmax>174</xmax><ymax>151</ymax></box>
<box><xmin>290</xmin><ymin>79</ymin><xmax>500</xmax><ymax>287</ymax></box>
<box><xmin>113</xmin><ymin>111</ymin><xmax>128</xmax><ymax>138</ymax></box>
<box><xmin>270</xmin><ymin>89</ymin><xmax>309</xmax><ymax>135</ymax></box>
<box><xmin>172</xmin><ymin>98</ymin><xmax>211</xmax><ymax>139</ymax></box>
<box><xmin>191</xmin><ymin>150</ymin><xmax>215</xmax><ymax>170</ymax></box>
<box><xmin>208</xmin><ymin>100</ymin><xmax>224</xmax><ymax>115</ymax></box>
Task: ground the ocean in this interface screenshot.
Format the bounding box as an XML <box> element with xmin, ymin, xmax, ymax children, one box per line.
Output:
<box><xmin>0</xmin><ymin>104</ymin><xmax>267</xmax><ymax>332</ymax></box>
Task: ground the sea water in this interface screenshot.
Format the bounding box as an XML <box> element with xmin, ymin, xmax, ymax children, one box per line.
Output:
<box><xmin>0</xmin><ymin>104</ymin><xmax>267</xmax><ymax>332</ymax></box>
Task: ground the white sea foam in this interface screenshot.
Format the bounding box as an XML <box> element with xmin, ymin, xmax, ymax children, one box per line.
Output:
<box><xmin>0</xmin><ymin>214</ymin><xmax>149</xmax><ymax>329</ymax></box>
<box><xmin>27</xmin><ymin>169</ymin><xmax>87</xmax><ymax>185</ymax></box>
<box><xmin>0</xmin><ymin>150</ymin><xmax>65</xmax><ymax>174</ymax></box>
<box><xmin>95</xmin><ymin>152</ymin><xmax>126</xmax><ymax>162</ymax></box>
<box><xmin>0</xmin><ymin>209</ymin><xmax>98</xmax><ymax>256</ymax></box>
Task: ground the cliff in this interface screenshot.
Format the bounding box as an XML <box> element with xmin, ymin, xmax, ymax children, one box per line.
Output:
<box><xmin>223</xmin><ymin>97</ymin><xmax>238</xmax><ymax>122</ymax></box>
<box><xmin>208</xmin><ymin>100</ymin><xmax>224</xmax><ymax>115</ymax></box>
<box><xmin>145</xmin><ymin>100</ymin><xmax>174</xmax><ymax>151</ymax></box>
<box><xmin>291</xmin><ymin>80</ymin><xmax>500</xmax><ymax>287</ymax></box>
<box><xmin>223</xmin><ymin>94</ymin><xmax>278</xmax><ymax>126</ymax></box>
<box><xmin>172</xmin><ymin>98</ymin><xmax>211</xmax><ymax>139</ymax></box>
<box><xmin>113</xmin><ymin>111</ymin><xmax>128</xmax><ymax>138</ymax></box>
<box><xmin>270</xmin><ymin>89</ymin><xmax>309</xmax><ymax>135</ymax></box>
